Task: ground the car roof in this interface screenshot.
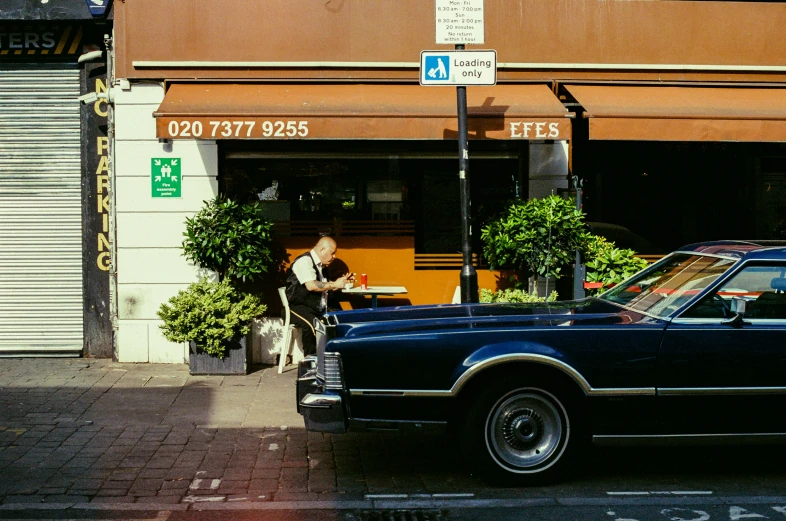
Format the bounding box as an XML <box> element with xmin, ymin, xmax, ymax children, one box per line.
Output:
<box><xmin>678</xmin><ymin>240</ymin><xmax>786</xmax><ymax>260</ymax></box>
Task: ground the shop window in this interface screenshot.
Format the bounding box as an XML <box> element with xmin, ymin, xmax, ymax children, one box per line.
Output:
<box><xmin>222</xmin><ymin>143</ymin><xmax>519</xmax><ymax>255</ymax></box>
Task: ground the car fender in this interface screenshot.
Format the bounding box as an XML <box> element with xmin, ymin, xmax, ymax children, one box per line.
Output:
<box><xmin>450</xmin><ymin>341</ymin><xmax>593</xmax><ymax>396</ymax></box>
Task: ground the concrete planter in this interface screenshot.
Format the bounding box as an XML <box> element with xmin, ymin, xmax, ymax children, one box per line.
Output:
<box><xmin>188</xmin><ymin>335</ymin><xmax>249</xmax><ymax>375</ymax></box>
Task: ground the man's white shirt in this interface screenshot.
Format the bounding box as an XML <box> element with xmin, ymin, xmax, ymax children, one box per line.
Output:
<box><xmin>291</xmin><ymin>250</ymin><xmax>328</xmax><ymax>311</ymax></box>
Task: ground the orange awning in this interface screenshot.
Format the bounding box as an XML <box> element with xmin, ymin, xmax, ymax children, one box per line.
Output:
<box><xmin>154</xmin><ymin>83</ymin><xmax>572</xmax><ymax>141</ymax></box>
<box><xmin>566</xmin><ymin>85</ymin><xmax>786</xmax><ymax>142</ymax></box>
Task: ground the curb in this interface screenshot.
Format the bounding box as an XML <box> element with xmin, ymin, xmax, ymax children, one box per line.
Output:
<box><xmin>3</xmin><ymin>496</ymin><xmax>786</xmax><ymax>511</ymax></box>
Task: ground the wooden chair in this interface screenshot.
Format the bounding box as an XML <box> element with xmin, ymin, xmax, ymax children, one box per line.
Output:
<box><xmin>277</xmin><ymin>287</ymin><xmax>304</xmax><ymax>373</ymax></box>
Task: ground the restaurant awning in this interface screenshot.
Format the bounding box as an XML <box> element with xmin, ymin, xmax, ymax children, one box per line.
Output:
<box><xmin>566</xmin><ymin>85</ymin><xmax>786</xmax><ymax>142</ymax></box>
<box><xmin>154</xmin><ymin>83</ymin><xmax>573</xmax><ymax>141</ymax></box>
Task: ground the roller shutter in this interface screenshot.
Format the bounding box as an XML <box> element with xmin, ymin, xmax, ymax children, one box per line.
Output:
<box><xmin>0</xmin><ymin>65</ymin><xmax>83</xmax><ymax>355</ymax></box>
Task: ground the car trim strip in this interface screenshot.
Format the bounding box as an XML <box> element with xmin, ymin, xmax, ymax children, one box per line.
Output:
<box><xmin>593</xmin><ymin>433</ymin><xmax>786</xmax><ymax>446</ymax></box>
<box><xmin>659</xmin><ymin>387</ymin><xmax>786</xmax><ymax>395</ymax></box>
<box><xmin>350</xmin><ymin>353</ymin><xmax>657</xmax><ymax>397</ymax></box>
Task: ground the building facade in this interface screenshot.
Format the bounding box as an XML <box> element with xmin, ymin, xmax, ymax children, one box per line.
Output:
<box><xmin>109</xmin><ymin>0</ymin><xmax>786</xmax><ymax>362</ymax></box>
<box><xmin>0</xmin><ymin>0</ymin><xmax>112</xmax><ymax>357</ymax></box>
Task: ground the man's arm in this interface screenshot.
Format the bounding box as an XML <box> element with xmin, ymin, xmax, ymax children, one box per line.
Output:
<box><xmin>304</xmin><ymin>279</ymin><xmax>341</xmax><ymax>292</ymax></box>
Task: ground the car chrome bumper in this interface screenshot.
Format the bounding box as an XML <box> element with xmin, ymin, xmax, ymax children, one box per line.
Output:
<box><xmin>296</xmin><ymin>356</ymin><xmax>347</xmax><ymax>434</ymax></box>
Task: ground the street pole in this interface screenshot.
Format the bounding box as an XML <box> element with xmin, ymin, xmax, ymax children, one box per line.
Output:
<box><xmin>456</xmin><ymin>43</ymin><xmax>479</xmax><ymax>303</ymax></box>
<box><xmin>572</xmin><ymin>175</ymin><xmax>585</xmax><ymax>300</ymax></box>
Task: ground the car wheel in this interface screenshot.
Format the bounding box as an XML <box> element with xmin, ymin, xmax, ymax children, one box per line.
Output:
<box><xmin>461</xmin><ymin>378</ymin><xmax>580</xmax><ymax>484</ymax></box>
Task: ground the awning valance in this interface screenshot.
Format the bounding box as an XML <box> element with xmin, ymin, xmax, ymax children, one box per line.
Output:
<box><xmin>154</xmin><ymin>83</ymin><xmax>572</xmax><ymax>141</ymax></box>
<box><xmin>566</xmin><ymin>85</ymin><xmax>786</xmax><ymax>142</ymax></box>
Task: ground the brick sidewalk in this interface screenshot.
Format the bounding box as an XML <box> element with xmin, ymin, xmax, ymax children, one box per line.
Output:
<box><xmin>0</xmin><ymin>359</ymin><xmax>482</xmax><ymax>507</ymax></box>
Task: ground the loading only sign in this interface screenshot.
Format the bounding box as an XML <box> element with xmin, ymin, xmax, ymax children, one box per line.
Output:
<box><xmin>420</xmin><ymin>50</ymin><xmax>496</xmax><ymax>86</ymax></box>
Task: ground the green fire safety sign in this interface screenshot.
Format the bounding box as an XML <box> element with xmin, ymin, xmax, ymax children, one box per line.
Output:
<box><xmin>151</xmin><ymin>158</ymin><xmax>181</xmax><ymax>198</ymax></box>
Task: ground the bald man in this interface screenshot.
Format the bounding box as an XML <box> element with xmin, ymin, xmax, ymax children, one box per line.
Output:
<box><xmin>284</xmin><ymin>236</ymin><xmax>353</xmax><ymax>356</ymax></box>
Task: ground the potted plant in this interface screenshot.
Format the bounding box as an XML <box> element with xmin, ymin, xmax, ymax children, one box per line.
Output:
<box><xmin>480</xmin><ymin>288</ymin><xmax>558</xmax><ymax>303</ymax></box>
<box><xmin>163</xmin><ymin>196</ymin><xmax>279</xmax><ymax>373</ymax></box>
<box><xmin>583</xmin><ymin>235</ymin><xmax>649</xmax><ymax>296</ymax></box>
<box><xmin>182</xmin><ymin>195</ymin><xmax>275</xmax><ymax>283</ymax></box>
<box><xmin>157</xmin><ymin>278</ymin><xmax>266</xmax><ymax>375</ymax></box>
<box><xmin>480</xmin><ymin>195</ymin><xmax>589</xmax><ymax>295</ymax></box>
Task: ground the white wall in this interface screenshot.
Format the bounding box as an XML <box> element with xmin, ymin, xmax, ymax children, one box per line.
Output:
<box><xmin>114</xmin><ymin>83</ymin><xmax>218</xmax><ymax>363</ymax></box>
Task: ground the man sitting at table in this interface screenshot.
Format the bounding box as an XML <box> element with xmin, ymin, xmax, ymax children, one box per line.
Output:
<box><xmin>284</xmin><ymin>236</ymin><xmax>353</xmax><ymax>356</ymax></box>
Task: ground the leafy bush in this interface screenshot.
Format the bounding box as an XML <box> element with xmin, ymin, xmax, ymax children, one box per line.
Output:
<box><xmin>481</xmin><ymin>195</ymin><xmax>589</xmax><ymax>290</ymax></box>
<box><xmin>157</xmin><ymin>278</ymin><xmax>266</xmax><ymax>358</ymax></box>
<box><xmin>182</xmin><ymin>196</ymin><xmax>275</xmax><ymax>283</ymax></box>
<box><xmin>480</xmin><ymin>288</ymin><xmax>558</xmax><ymax>303</ymax></box>
<box><xmin>584</xmin><ymin>235</ymin><xmax>649</xmax><ymax>294</ymax></box>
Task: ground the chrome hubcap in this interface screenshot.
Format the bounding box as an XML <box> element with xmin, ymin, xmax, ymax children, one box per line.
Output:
<box><xmin>487</xmin><ymin>391</ymin><xmax>566</xmax><ymax>472</ymax></box>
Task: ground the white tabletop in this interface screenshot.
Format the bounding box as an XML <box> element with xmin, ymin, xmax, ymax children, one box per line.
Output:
<box><xmin>343</xmin><ymin>286</ymin><xmax>408</xmax><ymax>295</ymax></box>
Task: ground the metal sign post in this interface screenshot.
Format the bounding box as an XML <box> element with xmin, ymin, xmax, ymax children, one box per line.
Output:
<box><xmin>455</xmin><ymin>44</ymin><xmax>478</xmax><ymax>303</ymax></box>
<box><xmin>429</xmin><ymin>0</ymin><xmax>487</xmax><ymax>303</ymax></box>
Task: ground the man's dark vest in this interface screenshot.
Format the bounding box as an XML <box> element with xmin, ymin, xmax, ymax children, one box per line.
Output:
<box><xmin>285</xmin><ymin>252</ymin><xmax>325</xmax><ymax>313</ymax></box>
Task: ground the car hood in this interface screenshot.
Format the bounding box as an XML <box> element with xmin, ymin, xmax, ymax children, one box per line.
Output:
<box><xmin>327</xmin><ymin>298</ymin><xmax>657</xmax><ymax>339</ymax></box>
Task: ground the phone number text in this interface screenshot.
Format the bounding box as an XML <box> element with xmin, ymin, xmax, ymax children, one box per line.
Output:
<box><xmin>166</xmin><ymin>120</ymin><xmax>309</xmax><ymax>138</ymax></box>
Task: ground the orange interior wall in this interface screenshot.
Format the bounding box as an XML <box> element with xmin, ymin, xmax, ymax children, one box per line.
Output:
<box><xmin>279</xmin><ymin>236</ymin><xmax>504</xmax><ymax>308</ymax></box>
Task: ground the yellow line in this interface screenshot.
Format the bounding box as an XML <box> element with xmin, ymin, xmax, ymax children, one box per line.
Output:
<box><xmin>14</xmin><ymin>50</ymin><xmax>21</xmax><ymax>55</ymax></box>
<box><xmin>40</xmin><ymin>50</ymin><xmax>49</xmax><ymax>55</ymax></box>
<box><xmin>55</xmin><ymin>25</ymin><xmax>72</xmax><ymax>54</ymax></box>
<box><xmin>27</xmin><ymin>50</ymin><xmax>36</xmax><ymax>55</ymax></box>
<box><xmin>0</xmin><ymin>50</ymin><xmax>7</xmax><ymax>55</ymax></box>
<box><xmin>68</xmin><ymin>25</ymin><xmax>83</xmax><ymax>55</ymax></box>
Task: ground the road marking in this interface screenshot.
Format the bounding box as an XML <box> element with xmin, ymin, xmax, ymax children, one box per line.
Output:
<box><xmin>607</xmin><ymin>491</ymin><xmax>713</xmax><ymax>496</ymax></box>
<box><xmin>182</xmin><ymin>495</ymin><xmax>225</xmax><ymax>503</ymax></box>
<box><xmin>365</xmin><ymin>493</ymin><xmax>475</xmax><ymax>500</ymax></box>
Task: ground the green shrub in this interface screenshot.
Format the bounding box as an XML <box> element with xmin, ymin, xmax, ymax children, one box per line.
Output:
<box><xmin>157</xmin><ymin>278</ymin><xmax>266</xmax><ymax>358</ymax></box>
<box><xmin>480</xmin><ymin>288</ymin><xmax>558</xmax><ymax>303</ymax></box>
<box><xmin>584</xmin><ymin>234</ymin><xmax>649</xmax><ymax>294</ymax></box>
<box><xmin>481</xmin><ymin>195</ymin><xmax>589</xmax><ymax>292</ymax></box>
<box><xmin>182</xmin><ymin>196</ymin><xmax>275</xmax><ymax>283</ymax></box>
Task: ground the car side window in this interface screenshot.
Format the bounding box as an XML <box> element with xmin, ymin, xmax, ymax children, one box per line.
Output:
<box><xmin>681</xmin><ymin>264</ymin><xmax>786</xmax><ymax>319</ymax></box>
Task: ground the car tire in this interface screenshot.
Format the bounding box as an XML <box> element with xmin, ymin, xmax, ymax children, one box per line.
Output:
<box><xmin>460</xmin><ymin>376</ymin><xmax>581</xmax><ymax>485</ymax></box>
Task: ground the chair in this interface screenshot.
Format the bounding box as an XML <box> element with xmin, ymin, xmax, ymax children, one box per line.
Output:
<box><xmin>451</xmin><ymin>285</ymin><xmax>461</xmax><ymax>304</ymax></box>
<box><xmin>750</xmin><ymin>277</ymin><xmax>786</xmax><ymax>320</ymax></box>
<box><xmin>277</xmin><ymin>287</ymin><xmax>304</xmax><ymax>373</ymax></box>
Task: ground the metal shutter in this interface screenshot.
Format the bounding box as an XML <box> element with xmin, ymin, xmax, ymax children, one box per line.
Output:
<box><xmin>0</xmin><ymin>65</ymin><xmax>83</xmax><ymax>355</ymax></box>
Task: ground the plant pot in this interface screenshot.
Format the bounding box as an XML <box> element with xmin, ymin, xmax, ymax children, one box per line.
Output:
<box><xmin>188</xmin><ymin>335</ymin><xmax>250</xmax><ymax>375</ymax></box>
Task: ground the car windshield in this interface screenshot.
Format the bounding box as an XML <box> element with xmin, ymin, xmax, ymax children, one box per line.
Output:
<box><xmin>599</xmin><ymin>253</ymin><xmax>737</xmax><ymax>318</ymax></box>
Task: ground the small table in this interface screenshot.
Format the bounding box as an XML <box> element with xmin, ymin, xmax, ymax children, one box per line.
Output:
<box><xmin>342</xmin><ymin>286</ymin><xmax>408</xmax><ymax>308</ymax></box>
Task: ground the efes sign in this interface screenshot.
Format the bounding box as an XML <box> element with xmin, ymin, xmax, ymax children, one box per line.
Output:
<box><xmin>0</xmin><ymin>24</ymin><xmax>83</xmax><ymax>57</ymax></box>
<box><xmin>83</xmin><ymin>0</ymin><xmax>112</xmax><ymax>17</ymax></box>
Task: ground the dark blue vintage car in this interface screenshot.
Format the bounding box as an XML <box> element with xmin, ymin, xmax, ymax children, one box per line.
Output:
<box><xmin>296</xmin><ymin>241</ymin><xmax>786</xmax><ymax>484</ymax></box>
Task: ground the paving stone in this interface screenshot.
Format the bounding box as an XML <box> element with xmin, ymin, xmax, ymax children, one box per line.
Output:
<box><xmin>129</xmin><ymin>478</ymin><xmax>164</xmax><ymax>492</ymax></box>
<box><xmin>145</xmin><ymin>456</ymin><xmax>177</xmax><ymax>469</ymax></box>
<box><xmin>102</xmin><ymin>479</ymin><xmax>135</xmax><ymax>489</ymax></box>
<box><xmin>222</xmin><ymin>468</ymin><xmax>252</xmax><ymax>480</ymax></box>
<box><xmin>138</xmin><ymin>468</ymin><xmax>170</xmax><ymax>479</ymax></box>
<box><xmin>95</xmin><ymin>488</ymin><xmax>129</xmax><ymax>497</ymax></box>
<box><xmin>273</xmin><ymin>491</ymin><xmax>321</xmax><ymax>501</ymax></box>
<box><xmin>2</xmin><ymin>496</ymin><xmax>45</xmax><ymax>504</ymax></box>
<box><xmin>248</xmin><ymin>478</ymin><xmax>278</xmax><ymax>492</ymax></box>
<box><xmin>217</xmin><ymin>481</ymin><xmax>250</xmax><ymax>494</ymax></box>
<box><xmin>161</xmin><ymin>479</ymin><xmax>191</xmax><ymax>491</ymax></box>
<box><xmin>251</xmin><ymin>468</ymin><xmax>280</xmax><ymax>480</ymax></box>
<box><xmin>37</xmin><ymin>487</ymin><xmax>67</xmax><ymax>495</ymax></box>
<box><xmin>110</xmin><ymin>469</ymin><xmax>140</xmax><ymax>481</ymax></box>
<box><xmin>137</xmin><ymin>495</ymin><xmax>182</xmax><ymax>504</ymax></box>
<box><xmin>91</xmin><ymin>494</ymin><xmax>136</xmax><ymax>502</ymax></box>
